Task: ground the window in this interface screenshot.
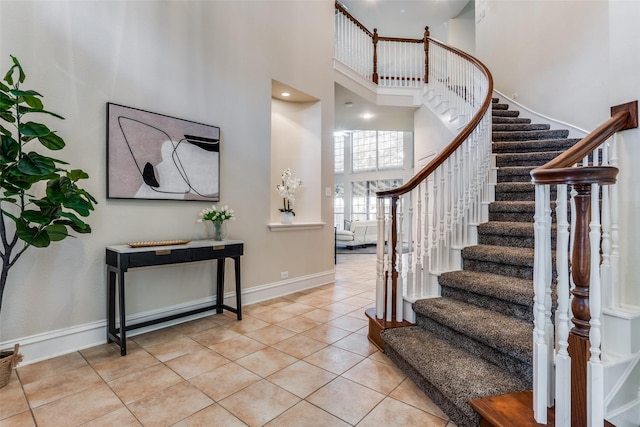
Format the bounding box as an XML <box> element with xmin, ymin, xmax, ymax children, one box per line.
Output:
<box><xmin>351</xmin><ymin>179</ymin><xmax>402</xmax><ymax>221</ymax></box>
<box><xmin>334</xmin><ymin>133</ymin><xmax>345</xmax><ymax>173</ymax></box>
<box><xmin>352</xmin><ymin>130</ymin><xmax>404</xmax><ymax>172</ymax></box>
<box><xmin>334</xmin><ymin>183</ymin><xmax>344</xmax><ymax>229</ymax></box>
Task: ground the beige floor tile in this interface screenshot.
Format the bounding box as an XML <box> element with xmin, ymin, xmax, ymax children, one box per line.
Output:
<box><xmin>275</xmin><ymin>316</ymin><xmax>321</xmax><ymax>333</ymax></box>
<box><xmin>32</xmin><ymin>383</ymin><xmax>123</xmax><ymax>427</ymax></box>
<box><xmin>173</xmin><ymin>404</ymin><xmax>246</xmax><ymax>427</ymax></box>
<box><xmin>303</xmin><ymin>345</ymin><xmax>365</xmax><ymax>375</ymax></box>
<box><xmin>224</xmin><ymin>317</ymin><xmax>271</xmax><ymax>334</ymax></box>
<box><xmin>248</xmin><ymin>308</ymin><xmax>297</xmax><ymax>324</ymax></box>
<box><xmin>235</xmin><ymin>347</ymin><xmax>297</xmax><ymax>377</ymax></box>
<box><xmin>190</xmin><ymin>325</ymin><xmax>243</xmax><ymax>346</ymax></box>
<box><xmin>302</xmin><ymin>324</ymin><xmax>352</xmax><ymax>344</ymax></box>
<box><xmin>300</xmin><ymin>308</ymin><xmax>343</xmax><ymax>323</ymax></box>
<box><xmin>290</xmin><ymin>295</ymin><xmax>334</xmax><ymax>308</ymax></box>
<box><xmin>367</xmin><ymin>350</ymin><xmax>393</xmax><ymax>365</ymax></box>
<box><xmin>0</xmin><ymin>372</ymin><xmax>29</xmax><ymax>420</ymax></box>
<box><xmin>357</xmin><ymin>396</ymin><xmax>448</xmax><ymax>427</ymax></box>
<box><xmin>332</xmin><ymin>332</ymin><xmax>378</xmax><ymax>356</ymax></box>
<box><xmin>127</xmin><ymin>381</ymin><xmax>213</xmax><ymax>426</ymax></box>
<box><xmin>340</xmin><ymin>295</ymin><xmax>375</xmax><ymax>307</ymax></box>
<box><xmin>389</xmin><ymin>378</ymin><xmax>450</xmax><ymax>420</ymax></box>
<box><xmin>265</xmin><ymin>400</ymin><xmax>349</xmax><ymax>427</ymax></box>
<box><xmin>189</xmin><ymin>362</ymin><xmax>260</xmax><ymax>401</ymax></box>
<box><xmin>165</xmin><ymin>348</ymin><xmax>230</xmax><ymax>379</ymax></box>
<box><xmin>91</xmin><ymin>348</ymin><xmax>159</xmax><ymax>382</ymax></box>
<box><xmin>131</xmin><ymin>327</ymin><xmax>183</xmax><ymax>349</ymax></box>
<box><xmin>17</xmin><ymin>352</ymin><xmax>88</xmax><ymax>385</ymax></box>
<box><xmin>80</xmin><ymin>341</ymin><xmax>141</xmax><ymax>366</ymax></box>
<box><xmin>208</xmin><ymin>312</ymin><xmax>238</xmax><ymax>326</ymax></box>
<box><xmin>144</xmin><ymin>335</ymin><xmax>205</xmax><ymax>362</ymax></box>
<box><xmin>306</xmin><ymin>377</ymin><xmax>384</xmax><ymax>425</ymax></box>
<box><xmin>108</xmin><ymin>363</ymin><xmax>183</xmax><ymax>404</ymax></box>
<box><xmin>170</xmin><ymin>316</ymin><xmax>218</xmax><ymax>335</ymax></box>
<box><xmin>342</xmin><ymin>358</ymin><xmax>406</xmax><ymax>395</ymax></box>
<box><xmin>219</xmin><ymin>380</ymin><xmax>299</xmax><ymax>426</ymax></box>
<box><xmin>210</xmin><ymin>335</ymin><xmax>266</xmax><ymax>360</ymax></box>
<box><xmin>327</xmin><ymin>315</ymin><xmax>369</xmax><ymax>332</ymax></box>
<box><xmin>0</xmin><ymin>411</ymin><xmax>35</xmax><ymax>427</ymax></box>
<box><xmin>245</xmin><ymin>324</ymin><xmax>296</xmax><ymax>346</ymax></box>
<box><xmin>276</xmin><ymin>302</ymin><xmax>316</xmax><ymax>315</ymax></box>
<box><xmin>80</xmin><ymin>407</ymin><xmax>141</xmax><ymax>426</ymax></box>
<box><xmin>23</xmin><ymin>365</ymin><xmax>103</xmax><ymax>408</ymax></box>
<box><xmin>271</xmin><ymin>334</ymin><xmax>327</xmax><ymax>359</ymax></box>
<box><xmin>323</xmin><ymin>302</ymin><xmax>362</xmax><ymax>314</ymax></box>
<box><xmin>267</xmin><ymin>360</ymin><xmax>336</xmax><ymax>398</ymax></box>
<box><xmin>242</xmin><ymin>303</ymin><xmax>271</xmax><ymax>317</ymax></box>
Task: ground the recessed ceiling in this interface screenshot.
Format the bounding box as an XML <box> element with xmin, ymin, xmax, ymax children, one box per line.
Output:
<box><xmin>340</xmin><ymin>0</ymin><xmax>470</xmax><ymax>38</ymax></box>
<box><xmin>272</xmin><ymin>80</ymin><xmax>318</xmax><ymax>103</ymax></box>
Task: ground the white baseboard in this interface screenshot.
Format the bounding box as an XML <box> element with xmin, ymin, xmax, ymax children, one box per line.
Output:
<box><xmin>1</xmin><ymin>269</ymin><xmax>335</xmax><ymax>365</ymax></box>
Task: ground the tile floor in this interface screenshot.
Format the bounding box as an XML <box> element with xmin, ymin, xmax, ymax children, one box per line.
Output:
<box><xmin>0</xmin><ymin>254</ymin><xmax>456</xmax><ymax>427</ymax></box>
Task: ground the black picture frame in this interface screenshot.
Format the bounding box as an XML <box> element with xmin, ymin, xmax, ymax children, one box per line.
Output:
<box><xmin>106</xmin><ymin>103</ymin><xmax>220</xmax><ymax>201</ymax></box>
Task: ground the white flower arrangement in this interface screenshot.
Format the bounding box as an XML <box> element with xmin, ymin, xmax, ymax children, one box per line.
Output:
<box><xmin>197</xmin><ymin>205</ymin><xmax>235</xmax><ymax>224</ymax></box>
<box><xmin>276</xmin><ymin>168</ymin><xmax>302</xmax><ymax>215</ymax></box>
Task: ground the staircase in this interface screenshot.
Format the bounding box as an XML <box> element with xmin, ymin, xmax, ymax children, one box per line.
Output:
<box><xmin>381</xmin><ymin>99</ymin><xmax>580</xmax><ymax>427</ymax></box>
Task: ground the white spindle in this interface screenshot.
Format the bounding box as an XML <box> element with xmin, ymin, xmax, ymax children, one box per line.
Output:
<box><xmin>396</xmin><ymin>199</ymin><xmax>404</xmax><ymax>322</ymax></box>
<box><xmin>588</xmin><ymin>183</ymin><xmax>604</xmax><ymax>427</ymax></box>
<box><xmin>533</xmin><ymin>184</ymin><xmax>550</xmax><ymax>424</ymax></box>
<box><xmin>555</xmin><ymin>184</ymin><xmax>571</xmax><ymax>427</ymax></box>
<box><xmin>376</xmin><ymin>197</ymin><xmax>385</xmax><ymax>319</ymax></box>
<box><xmin>407</xmin><ymin>192</ymin><xmax>415</xmax><ymax>300</ymax></box>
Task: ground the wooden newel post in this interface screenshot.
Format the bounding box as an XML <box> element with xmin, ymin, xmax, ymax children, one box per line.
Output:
<box><xmin>569</xmin><ymin>183</ymin><xmax>591</xmax><ymax>427</ymax></box>
<box><xmin>372</xmin><ymin>28</ymin><xmax>379</xmax><ymax>84</ymax></box>
<box><xmin>423</xmin><ymin>26</ymin><xmax>430</xmax><ymax>83</ymax></box>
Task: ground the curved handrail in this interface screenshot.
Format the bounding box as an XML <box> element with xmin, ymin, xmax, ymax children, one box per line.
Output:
<box><xmin>531</xmin><ymin>102</ymin><xmax>637</xmax><ymax>185</ymax></box>
<box><xmin>531</xmin><ymin>101</ymin><xmax>637</xmax><ymax>184</ymax></box>
<box><xmin>377</xmin><ymin>39</ymin><xmax>494</xmax><ymax>198</ymax></box>
<box><xmin>335</xmin><ymin>1</ymin><xmax>373</xmax><ymax>38</ymax></box>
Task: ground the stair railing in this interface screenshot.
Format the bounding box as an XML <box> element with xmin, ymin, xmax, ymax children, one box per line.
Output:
<box><xmin>364</xmin><ymin>47</ymin><xmax>494</xmax><ymax>347</ymax></box>
<box><xmin>335</xmin><ymin>1</ymin><xmax>427</xmax><ymax>87</ymax></box>
<box><xmin>530</xmin><ymin>101</ymin><xmax>638</xmax><ymax>426</ymax></box>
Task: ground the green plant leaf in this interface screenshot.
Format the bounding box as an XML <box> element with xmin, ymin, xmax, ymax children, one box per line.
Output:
<box><xmin>38</xmin><ymin>132</ymin><xmax>65</xmax><ymax>150</ymax></box>
<box><xmin>44</xmin><ymin>224</ymin><xmax>68</xmax><ymax>241</ymax></box>
<box><xmin>0</xmin><ymin>111</ymin><xmax>15</xmax><ymax>123</ymax></box>
<box><xmin>0</xmin><ymin>92</ymin><xmax>15</xmax><ymax>109</ymax></box>
<box><xmin>17</xmin><ymin>152</ymin><xmax>56</xmax><ymax>175</ymax></box>
<box><xmin>67</xmin><ymin>169</ymin><xmax>89</xmax><ymax>181</ymax></box>
<box><xmin>10</xmin><ymin>55</ymin><xmax>25</xmax><ymax>84</ymax></box>
<box><xmin>22</xmin><ymin>209</ymin><xmax>51</xmax><ymax>225</ymax></box>
<box><xmin>15</xmin><ymin>221</ymin><xmax>50</xmax><ymax>248</ymax></box>
<box><xmin>0</xmin><ymin>123</ymin><xmax>13</xmax><ymax>136</ymax></box>
<box><xmin>17</xmin><ymin>105</ymin><xmax>65</xmax><ymax>120</ymax></box>
<box><xmin>18</xmin><ymin>121</ymin><xmax>51</xmax><ymax>138</ymax></box>
<box><xmin>0</xmin><ymin>81</ymin><xmax>9</xmax><ymax>92</ymax></box>
<box><xmin>10</xmin><ymin>89</ymin><xmax>43</xmax><ymax>110</ymax></box>
<box><xmin>0</xmin><ymin>135</ymin><xmax>19</xmax><ymax>163</ymax></box>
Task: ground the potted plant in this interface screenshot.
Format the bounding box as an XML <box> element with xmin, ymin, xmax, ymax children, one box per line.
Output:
<box><xmin>196</xmin><ymin>204</ymin><xmax>235</xmax><ymax>240</ymax></box>
<box><xmin>0</xmin><ymin>55</ymin><xmax>96</xmax><ymax>387</ymax></box>
<box><xmin>276</xmin><ymin>167</ymin><xmax>302</xmax><ymax>224</ymax></box>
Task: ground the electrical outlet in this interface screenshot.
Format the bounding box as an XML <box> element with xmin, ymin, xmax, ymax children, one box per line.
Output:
<box><xmin>325</xmin><ymin>187</ymin><xmax>332</xmax><ymax>197</ymax></box>
<box><xmin>281</xmin><ymin>271</ymin><xmax>288</xmax><ymax>279</ymax></box>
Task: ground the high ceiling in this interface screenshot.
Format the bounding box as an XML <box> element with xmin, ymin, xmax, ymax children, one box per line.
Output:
<box><xmin>340</xmin><ymin>0</ymin><xmax>471</xmax><ymax>39</ymax></box>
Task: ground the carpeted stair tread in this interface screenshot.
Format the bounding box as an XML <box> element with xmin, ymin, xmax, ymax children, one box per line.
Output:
<box><xmin>492</xmin><ymin>103</ymin><xmax>509</xmax><ymax>110</ymax></box>
<box><xmin>492</xmin><ymin>109</ymin><xmax>520</xmax><ymax>118</ymax></box>
<box><xmin>492</xmin><ymin>123</ymin><xmax>550</xmax><ymax>132</ymax></box>
<box><xmin>492</xmin><ymin>117</ymin><xmax>531</xmax><ymax>125</ymax></box>
<box><xmin>488</xmin><ymin>201</ymin><xmax>536</xmax><ymax>223</ymax></box>
<box><xmin>496</xmin><ymin>151</ymin><xmax>563</xmax><ymax>167</ymax></box>
<box><xmin>478</xmin><ymin>221</ymin><xmax>533</xmax><ymax>237</ymax></box>
<box><xmin>382</xmin><ymin>326</ymin><xmax>531</xmax><ymax>427</ymax></box>
<box><xmin>496</xmin><ymin>166</ymin><xmax>533</xmax><ymax>183</ymax></box>
<box><xmin>493</xmin><ymin>138</ymin><xmax>580</xmax><ymax>154</ymax></box>
<box><xmin>463</xmin><ymin>244</ymin><xmax>533</xmax><ymax>266</ymax></box>
<box><xmin>413</xmin><ymin>298</ymin><xmax>533</xmax><ymax>363</ymax></box>
<box><xmin>439</xmin><ymin>270</ymin><xmax>534</xmax><ymax>308</ymax></box>
<box><xmin>492</xmin><ymin>129</ymin><xmax>570</xmax><ymax>141</ymax></box>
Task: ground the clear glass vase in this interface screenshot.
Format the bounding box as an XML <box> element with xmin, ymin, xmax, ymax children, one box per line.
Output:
<box><xmin>208</xmin><ymin>221</ymin><xmax>228</xmax><ymax>241</ymax></box>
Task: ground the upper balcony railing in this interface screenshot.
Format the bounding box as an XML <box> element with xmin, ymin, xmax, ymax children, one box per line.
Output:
<box><xmin>335</xmin><ymin>1</ymin><xmax>427</xmax><ymax>88</ymax></box>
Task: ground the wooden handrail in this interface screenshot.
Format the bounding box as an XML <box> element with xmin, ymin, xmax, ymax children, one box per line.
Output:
<box><xmin>531</xmin><ymin>100</ymin><xmax>638</xmax><ymax>185</ymax></box>
<box><xmin>377</xmin><ymin>42</ymin><xmax>494</xmax><ymax>198</ymax></box>
<box><xmin>335</xmin><ymin>1</ymin><xmax>373</xmax><ymax>38</ymax></box>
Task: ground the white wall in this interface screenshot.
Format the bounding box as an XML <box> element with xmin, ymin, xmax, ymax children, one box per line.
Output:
<box><xmin>0</xmin><ymin>0</ymin><xmax>336</xmax><ymax>354</ymax></box>
<box><xmin>448</xmin><ymin>0</ymin><xmax>475</xmax><ymax>55</ymax></box>
<box><xmin>475</xmin><ymin>0</ymin><xmax>609</xmax><ymax>130</ymax></box>
<box><xmin>609</xmin><ymin>1</ymin><xmax>640</xmax><ymax>306</ymax></box>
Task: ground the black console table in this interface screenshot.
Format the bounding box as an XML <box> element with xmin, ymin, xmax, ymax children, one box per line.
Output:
<box><xmin>106</xmin><ymin>239</ymin><xmax>243</xmax><ymax>356</ymax></box>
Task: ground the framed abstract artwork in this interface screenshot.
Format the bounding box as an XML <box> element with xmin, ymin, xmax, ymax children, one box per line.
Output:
<box><xmin>107</xmin><ymin>103</ymin><xmax>220</xmax><ymax>201</ymax></box>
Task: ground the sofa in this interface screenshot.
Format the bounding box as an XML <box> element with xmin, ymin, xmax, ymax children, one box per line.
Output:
<box><xmin>335</xmin><ymin>220</ymin><xmax>380</xmax><ymax>248</ymax></box>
